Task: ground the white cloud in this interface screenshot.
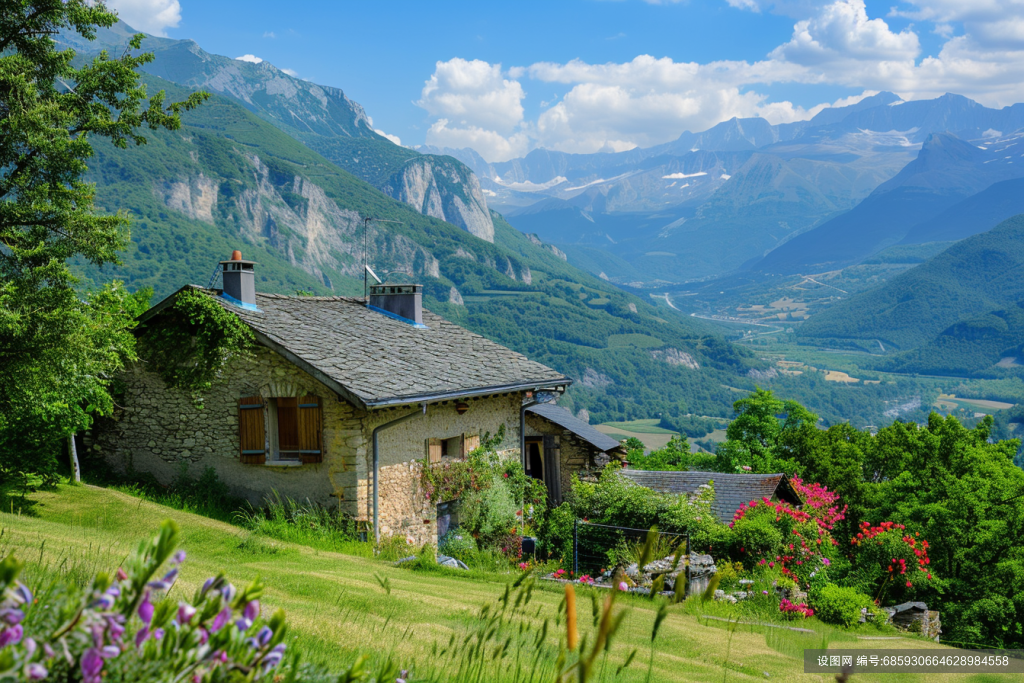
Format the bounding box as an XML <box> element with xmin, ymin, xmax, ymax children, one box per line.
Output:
<box><xmin>375</xmin><ymin>129</ymin><xmax>403</xmax><ymax>146</ymax></box>
<box><xmin>235</xmin><ymin>54</ymin><xmax>263</xmax><ymax>64</ymax></box>
<box><xmin>281</xmin><ymin>68</ymin><xmax>299</xmax><ymax>77</ymax></box>
<box><xmin>425</xmin><ymin>119</ymin><xmax>530</xmax><ymax>163</ymax></box>
<box><xmin>417</xmin><ymin>58</ymin><xmax>526</xmax><ymax>133</ymax></box>
<box><xmin>413</xmin><ymin>0</ymin><xmax>1024</xmax><ymax>161</ymax></box>
<box><xmin>106</xmin><ymin>0</ymin><xmax>181</xmax><ymax>36</ymax></box>
<box><xmin>263</xmin><ymin>31</ymin><xmax>277</xmax><ymax>39</ymax></box>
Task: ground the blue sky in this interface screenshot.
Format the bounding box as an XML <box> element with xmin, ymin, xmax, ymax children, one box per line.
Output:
<box><xmin>110</xmin><ymin>0</ymin><xmax>1024</xmax><ymax>161</ymax></box>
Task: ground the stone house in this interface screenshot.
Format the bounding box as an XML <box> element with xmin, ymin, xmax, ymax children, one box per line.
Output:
<box><xmin>93</xmin><ymin>252</ymin><xmax>573</xmax><ymax>545</ymax></box>
<box><xmin>617</xmin><ymin>470</ymin><xmax>802</xmax><ymax>523</ymax></box>
<box><xmin>523</xmin><ymin>403</ymin><xmax>625</xmax><ymax>505</ymax></box>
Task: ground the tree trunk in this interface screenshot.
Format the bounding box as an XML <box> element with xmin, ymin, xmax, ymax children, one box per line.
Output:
<box><xmin>69</xmin><ymin>434</ymin><xmax>81</xmax><ymax>483</ymax></box>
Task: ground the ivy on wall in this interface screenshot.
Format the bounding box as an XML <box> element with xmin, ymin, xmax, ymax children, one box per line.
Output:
<box><xmin>138</xmin><ymin>289</ymin><xmax>254</xmax><ymax>402</ymax></box>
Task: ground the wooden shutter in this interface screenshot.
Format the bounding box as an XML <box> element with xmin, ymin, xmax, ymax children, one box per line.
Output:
<box><xmin>238</xmin><ymin>396</ymin><xmax>266</xmax><ymax>464</ymax></box>
<box><xmin>427</xmin><ymin>438</ymin><xmax>442</xmax><ymax>464</ymax></box>
<box><xmin>297</xmin><ymin>395</ymin><xmax>323</xmax><ymax>464</ymax></box>
<box><xmin>276</xmin><ymin>397</ymin><xmax>300</xmax><ymax>452</ymax></box>
<box><xmin>462</xmin><ymin>433</ymin><xmax>480</xmax><ymax>456</ymax></box>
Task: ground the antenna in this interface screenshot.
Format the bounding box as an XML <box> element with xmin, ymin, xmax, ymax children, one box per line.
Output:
<box><xmin>363</xmin><ymin>217</ymin><xmax>403</xmax><ymax>300</ymax></box>
<box><xmin>364</xmin><ymin>265</ymin><xmax>382</xmax><ymax>284</ymax></box>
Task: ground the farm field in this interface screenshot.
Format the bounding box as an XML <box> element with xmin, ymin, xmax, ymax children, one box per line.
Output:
<box><xmin>596</xmin><ymin>419</ymin><xmax>679</xmax><ymax>450</ymax></box>
<box><xmin>1</xmin><ymin>485</ymin><xmax>1011</xmax><ymax>682</ymax></box>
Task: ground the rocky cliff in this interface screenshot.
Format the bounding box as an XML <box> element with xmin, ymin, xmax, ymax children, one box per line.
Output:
<box><xmin>382</xmin><ymin>156</ymin><xmax>495</xmax><ymax>242</ymax></box>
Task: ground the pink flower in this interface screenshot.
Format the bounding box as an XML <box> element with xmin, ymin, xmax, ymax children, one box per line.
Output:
<box><xmin>618</xmin><ymin>582</ymin><xmax>628</xmax><ymax>591</ymax></box>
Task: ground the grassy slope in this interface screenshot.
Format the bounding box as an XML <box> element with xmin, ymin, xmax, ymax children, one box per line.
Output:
<box><xmin>2</xmin><ymin>485</ymin><xmax>995</xmax><ymax>682</ymax></box>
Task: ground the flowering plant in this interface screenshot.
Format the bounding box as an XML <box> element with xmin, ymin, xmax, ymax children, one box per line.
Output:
<box><xmin>778</xmin><ymin>598</ymin><xmax>814</xmax><ymax>619</ymax></box>
<box><xmin>577</xmin><ymin>575</ymin><xmax>595</xmax><ymax>585</ymax></box>
<box><xmin>731</xmin><ymin>495</ymin><xmax>838</xmax><ymax>587</ymax></box>
<box><xmin>789</xmin><ymin>477</ymin><xmax>847</xmax><ymax>532</ymax></box>
<box><xmin>0</xmin><ymin>521</ymin><xmax>391</xmax><ymax>682</ymax></box>
<box><xmin>848</xmin><ymin>522</ymin><xmax>935</xmax><ymax>600</ymax></box>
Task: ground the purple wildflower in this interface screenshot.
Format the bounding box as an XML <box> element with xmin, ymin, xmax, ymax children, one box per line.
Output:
<box><xmin>256</xmin><ymin>625</ymin><xmax>273</xmax><ymax>647</ymax></box>
<box><xmin>211</xmin><ymin>607</ymin><xmax>231</xmax><ymax>633</ymax></box>
<box><xmin>243</xmin><ymin>600</ymin><xmax>260</xmax><ymax>621</ymax></box>
<box><xmin>221</xmin><ymin>583</ymin><xmax>237</xmax><ymax>604</ymax></box>
<box><xmin>26</xmin><ymin>663</ymin><xmax>47</xmax><ymax>681</ymax></box>
<box><xmin>153</xmin><ymin>628</ymin><xmax>165</xmax><ymax>641</ymax></box>
<box><xmin>138</xmin><ymin>593</ymin><xmax>154</xmax><ymax>624</ymax></box>
<box><xmin>262</xmin><ymin>643</ymin><xmax>286</xmax><ymax>669</ymax></box>
<box><xmin>0</xmin><ymin>624</ymin><xmax>23</xmax><ymax>647</ymax></box>
<box><xmin>134</xmin><ymin>627</ymin><xmax>150</xmax><ymax>648</ymax></box>
<box><xmin>102</xmin><ymin>645</ymin><xmax>120</xmax><ymax>658</ymax></box>
<box><xmin>105</xmin><ymin>615</ymin><xmax>126</xmax><ymax>642</ymax></box>
<box><xmin>12</xmin><ymin>584</ymin><xmax>31</xmax><ymax>606</ymax></box>
<box><xmin>821</xmin><ymin>557</ymin><xmax>831</xmax><ymax>566</ymax></box>
<box><xmin>81</xmin><ymin>647</ymin><xmax>104</xmax><ymax>683</ymax></box>
<box><xmin>172</xmin><ymin>550</ymin><xmax>187</xmax><ymax>565</ymax></box>
<box><xmin>197</xmin><ymin>628</ymin><xmax>209</xmax><ymax>646</ymax></box>
<box><xmin>0</xmin><ymin>608</ymin><xmax>23</xmax><ymax>626</ymax></box>
<box><xmin>202</xmin><ymin>577</ymin><xmax>216</xmax><ymax>594</ymax></box>
<box><xmin>235</xmin><ymin>616</ymin><xmax>253</xmax><ymax>632</ymax></box>
<box><xmin>178</xmin><ymin>602</ymin><xmax>197</xmax><ymax>625</ymax></box>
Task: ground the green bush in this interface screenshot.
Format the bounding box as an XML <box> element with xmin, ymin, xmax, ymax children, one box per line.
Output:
<box><xmin>438</xmin><ymin>528</ymin><xmax>477</xmax><ymax>562</ymax></box>
<box><xmin>811</xmin><ymin>585</ymin><xmax>876</xmax><ymax>627</ymax></box>
<box><xmin>459</xmin><ymin>473</ymin><xmax>518</xmax><ymax>546</ymax></box>
<box><xmin>730</xmin><ymin>512</ymin><xmax>784</xmax><ymax>565</ymax></box>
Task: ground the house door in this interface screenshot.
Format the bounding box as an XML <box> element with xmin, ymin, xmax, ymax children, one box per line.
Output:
<box><xmin>525</xmin><ymin>436</ymin><xmax>561</xmax><ymax>505</ymax></box>
<box><xmin>525</xmin><ymin>438</ymin><xmax>544</xmax><ymax>481</ymax></box>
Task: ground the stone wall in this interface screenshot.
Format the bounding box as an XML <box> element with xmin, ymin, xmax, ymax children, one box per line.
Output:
<box><xmin>90</xmin><ymin>348</ymin><xmax>528</xmax><ymax>545</ymax></box>
<box><xmin>89</xmin><ymin>347</ymin><xmax>356</xmax><ymax>508</ymax></box>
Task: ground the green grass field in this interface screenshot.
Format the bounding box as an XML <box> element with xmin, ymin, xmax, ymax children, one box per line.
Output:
<box><xmin>1</xmin><ymin>484</ymin><xmax>1013</xmax><ymax>682</ymax></box>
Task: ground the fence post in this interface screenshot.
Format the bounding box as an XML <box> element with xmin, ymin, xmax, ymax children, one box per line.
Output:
<box><xmin>573</xmin><ymin>519</ymin><xmax>579</xmax><ymax>577</ymax></box>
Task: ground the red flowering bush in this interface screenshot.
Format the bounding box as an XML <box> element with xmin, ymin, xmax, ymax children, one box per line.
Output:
<box><xmin>789</xmin><ymin>476</ymin><xmax>847</xmax><ymax>532</ymax></box>
<box><xmin>729</xmin><ymin>496</ymin><xmax>839</xmax><ymax>587</ymax></box>
<box><xmin>779</xmin><ymin>598</ymin><xmax>814</xmax><ymax>619</ymax></box>
<box><xmin>848</xmin><ymin>521</ymin><xmax>935</xmax><ymax>601</ymax></box>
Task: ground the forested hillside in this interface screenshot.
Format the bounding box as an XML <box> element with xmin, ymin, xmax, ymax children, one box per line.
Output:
<box><xmin>799</xmin><ymin>215</ymin><xmax>1024</xmax><ymax>355</ymax></box>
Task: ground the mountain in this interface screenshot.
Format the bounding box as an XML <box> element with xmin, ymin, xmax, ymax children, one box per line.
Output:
<box><xmin>437</xmin><ymin>92</ymin><xmax>1024</xmax><ymax>285</ymax></box>
<box><xmin>71</xmin><ymin>21</ymin><xmax>495</xmax><ymax>242</ymax></box>
<box><xmin>899</xmin><ymin>176</ymin><xmax>1024</xmax><ymax>245</ymax></box>
<box><xmin>798</xmin><ymin>214</ymin><xmax>1024</xmax><ymax>351</ymax></box>
<box><xmin>751</xmin><ymin>133</ymin><xmax>1024</xmax><ymax>275</ymax></box>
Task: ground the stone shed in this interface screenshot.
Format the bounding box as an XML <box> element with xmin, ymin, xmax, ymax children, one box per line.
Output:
<box><xmin>91</xmin><ymin>253</ymin><xmax>570</xmax><ymax>545</ymax></box>
<box><xmin>524</xmin><ymin>403</ymin><xmax>625</xmax><ymax>505</ymax></box>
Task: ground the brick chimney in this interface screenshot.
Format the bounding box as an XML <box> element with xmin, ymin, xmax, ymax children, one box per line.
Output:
<box><xmin>220</xmin><ymin>250</ymin><xmax>258</xmax><ymax>310</ymax></box>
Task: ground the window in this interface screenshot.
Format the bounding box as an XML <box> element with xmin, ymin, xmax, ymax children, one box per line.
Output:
<box><xmin>425</xmin><ymin>433</ymin><xmax>480</xmax><ymax>464</ymax></box>
<box><xmin>238</xmin><ymin>394</ymin><xmax>322</xmax><ymax>465</ymax></box>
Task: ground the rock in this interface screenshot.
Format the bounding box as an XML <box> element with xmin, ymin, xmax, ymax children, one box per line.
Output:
<box><xmin>437</xmin><ymin>554</ymin><xmax>469</xmax><ymax>570</ymax></box>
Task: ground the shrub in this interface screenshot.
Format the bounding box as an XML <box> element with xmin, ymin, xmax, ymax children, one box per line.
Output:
<box><xmin>235</xmin><ymin>492</ymin><xmax>363</xmax><ymax>552</ymax></box>
<box><xmin>728</xmin><ymin>495</ymin><xmax>839</xmax><ymax>588</ymax></box>
<box><xmin>438</xmin><ymin>528</ymin><xmax>477</xmax><ymax>562</ymax></box>
<box><xmin>810</xmin><ymin>585</ymin><xmax>876</xmax><ymax>628</ymax></box>
<box><xmin>459</xmin><ymin>473</ymin><xmax>519</xmax><ymax>547</ymax></box>
<box><xmin>846</xmin><ymin>521</ymin><xmax>936</xmax><ymax>602</ymax></box>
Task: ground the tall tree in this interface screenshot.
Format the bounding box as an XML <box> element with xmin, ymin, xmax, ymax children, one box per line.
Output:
<box><xmin>0</xmin><ymin>0</ymin><xmax>205</xmax><ymax>480</ymax></box>
<box><xmin>715</xmin><ymin>388</ymin><xmax>817</xmax><ymax>473</ymax></box>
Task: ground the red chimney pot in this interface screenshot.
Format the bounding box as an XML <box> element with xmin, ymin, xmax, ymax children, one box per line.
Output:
<box><xmin>230</xmin><ymin>250</ymin><xmax>242</xmax><ymax>261</ymax></box>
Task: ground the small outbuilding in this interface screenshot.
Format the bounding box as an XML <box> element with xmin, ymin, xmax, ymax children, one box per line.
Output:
<box><xmin>617</xmin><ymin>470</ymin><xmax>802</xmax><ymax>523</ymax></box>
<box><xmin>523</xmin><ymin>403</ymin><xmax>625</xmax><ymax>505</ymax></box>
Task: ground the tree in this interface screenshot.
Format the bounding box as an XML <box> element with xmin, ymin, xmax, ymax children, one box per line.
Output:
<box><xmin>865</xmin><ymin>414</ymin><xmax>1024</xmax><ymax>648</ymax></box>
<box><xmin>715</xmin><ymin>388</ymin><xmax>817</xmax><ymax>473</ymax></box>
<box><xmin>0</xmin><ymin>0</ymin><xmax>206</xmax><ymax>479</ymax></box>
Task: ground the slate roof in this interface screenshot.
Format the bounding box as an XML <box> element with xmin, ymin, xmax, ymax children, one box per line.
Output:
<box><xmin>526</xmin><ymin>403</ymin><xmax>623</xmax><ymax>453</ymax></box>
<box><xmin>617</xmin><ymin>470</ymin><xmax>802</xmax><ymax>524</ymax></box>
<box><xmin>142</xmin><ymin>287</ymin><xmax>570</xmax><ymax>409</ymax></box>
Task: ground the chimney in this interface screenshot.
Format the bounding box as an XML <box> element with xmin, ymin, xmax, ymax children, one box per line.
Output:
<box><xmin>368</xmin><ymin>283</ymin><xmax>425</xmax><ymax>327</ymax></box>
<box><xmin>220</xmin><ymin>250</ymin><xmax>258</xmax><ymax>310</ymax></box>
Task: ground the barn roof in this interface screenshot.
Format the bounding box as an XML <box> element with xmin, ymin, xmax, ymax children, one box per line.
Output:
<box><xmin>617</xmin><ymin>470</ymin><xmax>802</xmax><ymax>524</ymax></box>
